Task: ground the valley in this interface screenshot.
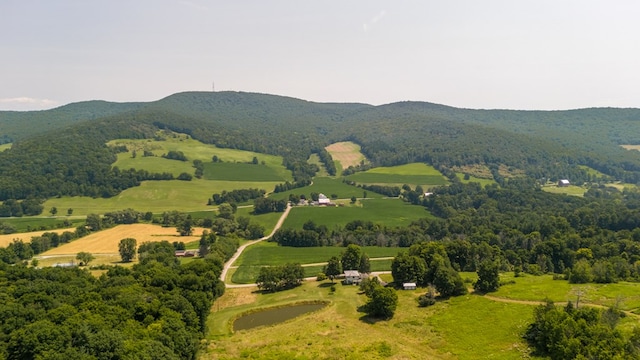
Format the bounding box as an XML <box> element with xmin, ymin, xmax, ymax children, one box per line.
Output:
<box><xmin>2</xmin><ymin>92</ymin><xmax>640</xmax><ymax>359</ymax></box>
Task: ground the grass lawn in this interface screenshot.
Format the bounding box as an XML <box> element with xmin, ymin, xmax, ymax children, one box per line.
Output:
<box><xmin>43</xmin><ymin>179</ymin><xmax>281</xmax><ymax>216</ymax></box>
<box><xmin>205</xmin><ymin>280</ymin><xmax>536</xmax><ymax>359</ymax></box>
<box><xmin>268</xmin><ymin>176</ymin><xmax>386</xmax><ymax>200</ymax></box>
<box><xmin>281</xmin><ymin>198</ymin><xmax>432</xmax><ymax>229</ymax></box>
<box><xmin>346</xmin><ymin>163</ymin><xmax>448</xmax><ymax>186</ymax></box>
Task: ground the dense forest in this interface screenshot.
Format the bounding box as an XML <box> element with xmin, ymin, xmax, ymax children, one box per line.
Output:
<box><xmin>0</xmin><ymin>238</ymin><xmax>235</xmax><ymax>359</ymax></box>
<box><xmin>2</xmin><ymin>91</ymin><xmax>640</xmax><ymax>200</ymax></box>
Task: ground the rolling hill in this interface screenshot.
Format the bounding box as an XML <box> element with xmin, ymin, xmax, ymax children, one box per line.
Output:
<box><xmin>1</xmin><ymin>91</ymin><xmax>640</xmax><ymax>201</ymax></box>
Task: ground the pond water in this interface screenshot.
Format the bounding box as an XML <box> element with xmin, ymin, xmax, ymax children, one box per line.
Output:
<box><xmin>233</xmin><ymin>303</ymin><xmax>326</xmax><ymax>331</ymax></box>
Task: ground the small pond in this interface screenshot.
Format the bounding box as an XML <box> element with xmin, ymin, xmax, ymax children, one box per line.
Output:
<box><xmin>233</xmin><ymin>303</ymin><xmax>326</xmax><ymax>331</ymax></box>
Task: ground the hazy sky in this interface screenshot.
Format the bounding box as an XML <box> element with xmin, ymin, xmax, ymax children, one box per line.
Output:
<box><xmin>2</xmin><ymin>0</ymin><xmax>639</xmax><ymax>111</ymax></box>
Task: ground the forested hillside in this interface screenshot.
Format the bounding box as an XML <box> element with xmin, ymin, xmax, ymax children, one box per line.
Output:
<box><xmin>1</xmin><ymin>91</ymin><xmax>640</xmax><ymax>201</ymax></box>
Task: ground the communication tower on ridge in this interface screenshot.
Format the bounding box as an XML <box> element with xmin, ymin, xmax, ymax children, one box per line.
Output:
<box><xmin>212</xmin><ymin>81</ymin><xmax>215</xmax><ymax>92</ymax></box>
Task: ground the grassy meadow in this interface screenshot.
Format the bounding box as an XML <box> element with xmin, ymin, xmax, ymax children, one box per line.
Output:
<box><xmin>203</xmin><ymin>162</ymin><xmax>287</xmax><ymax>181</ymax></box>
<box><xmin>346</xmin><ymin>163</ymin><xmax>448</xmax><ymax>187</ymax></box>
<box><xmin>0</xmin><ymin>216</ymin><xmax>84</xmax><ymax>233</ymax></box>
<box><xmin>43</xmin><ymin>179</ymin><xmax>281</xmax><ymax>216</ymax></box>
<box><xmin>541</xmin><ymin>184</ymin><xmax>586</xmax><ymax>196</ymax></box>
<box><xmin>207</xmin><ymin>271</ymin><xmax>640</xmax><ymax>359</ymax></box>
<box><xmin>0</xmin><ymin>143</ymin><xmax>11</xmax><ymax>151</ymax></box>
<box><xmin>109</xmin><ymin>136</ymin><xmax>288</xmax><ymax>174</ymax></box>
<box><xmin>205</xmin><ymin>280</ymin><xmax>537</xmax><ymax>360</ymax></box>
<box><xmin>281</xmin><ymin>198</ymin><xmax>432</xmax><ymax>229</ymax></box>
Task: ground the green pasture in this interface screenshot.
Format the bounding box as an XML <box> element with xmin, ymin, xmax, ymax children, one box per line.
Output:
<box><xmin>268</xmin><ymin>176</ymin><xmax>385</xmax><ymax>200</ymax></box>
<box><xmin>43</xmin><ymin>179</ymin><xmax>280</xmax><ymax>216</ymax></box>
<box><xmin>232</xmin><ymin>258</ymin><xmax>393</xmax><ymax>284</ymax></box>
<box><xmin>494</xmin><ymin>273</ymin><xmax>640</xmax><ymax>313</ymax></box>
<box><xmin>0</xmin><ymin>217</ymin><xmax>84</xmax><ymax>233</ymax></box>
<box><xmin>0</xmin><ymin>143</ymin><xmax>11</xmax><ymax>151</ymax></box>
<box><xmin>109</xmin><ymin>136</ymin><xmax>285</xmax><ymax>166</ymax></box>
<box><xmin>109</xmin><ymin>136</ymin><xmax>291</xmax><ymax>178</ymax></box>
<box><xmin>234</xmin><ymin>241</ymin><xmax>399</xmax><ymax>267</ymax></box>
<box><xmin>203</xmin><ymin>162</ymin><xmax>288</xmax><ymax>181</ymax></box>
<box><xmin>346</xmin><ymin>163</ymin><xmax>448</xmax><ymax>186</ymax></box>
<box><xmin>207</xmin><ymin>280</ymin><xmax>536</xmax><ymax>359</ymax></box>
<box><xmin>282</xmin><ymin>198</ymin><xmax>432</xmax><ymax>229</ymax></box>
<box><xmin>114</xmin><ymin>153</ymin><xmax>193</xmax><ymax>176</ymax></box>
<box><xmin>426</xmin><ymin>294</ymin><xmax>534</xmax><ymax>359</ymax></box>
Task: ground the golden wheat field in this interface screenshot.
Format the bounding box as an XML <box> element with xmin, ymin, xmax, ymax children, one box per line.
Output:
<box><xmin>41</xmin><ymin>224</ymin><xmax>207</xmax><ymax>255</ymax></box>
<box><xmin>0</xmin><ymin>228</ymin><xmax>77</xmax><ymax>248</ymax></box>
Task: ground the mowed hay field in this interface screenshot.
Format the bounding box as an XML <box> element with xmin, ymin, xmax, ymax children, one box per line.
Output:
<box><xmin>41</xmin><ymin>224</ymin><xmax>207</xmax><ymax>255</ymax></box>
<box><xmin>325</xmin><ymin>141</ymin><xmax>368</xmax><ymax>172</ymax></box>
<box><xmin>346</xmin><ymin>163</ymin><xmax>448</xmax><ymax>187</ymax></box>
<box><xmin>0</xmin><ymin>228</ymin><xmax>76</xmax><ymax>248</ymax></box>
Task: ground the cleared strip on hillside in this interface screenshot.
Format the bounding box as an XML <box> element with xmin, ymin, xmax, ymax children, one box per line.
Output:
<box><xmin>346</xmin><ymin>163</ymin><xmax>448</xmax><ymax>186</ymax></box>
<box><xmin>325</xmin><ymin>141</ymin><xmax>367</xmax><ymax>170</ymax></box>
<box><xmin>41</xmin><ymin>224</ymin><xmax>207</xmax><ymax>255</ymax></box>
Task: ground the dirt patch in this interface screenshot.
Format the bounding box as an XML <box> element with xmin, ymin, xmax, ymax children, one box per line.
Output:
<box><xmin>0</xmin><ymin>228</ymin><xmax>77</xmax><ymax>248</ymax></box>
<box><xmin>215</xmin><ymin>287</ymin><xmax>258</xmax><ymax>310</ymax></box>
<box><xmin>325</xmin><ymin>141</ymin><xmax>367</xmax><ymax>170</ymax></box>
<box><xmin>41</xmin><ymin>224</ymin><xmax>206</xmax><ymax>255</ymax></box>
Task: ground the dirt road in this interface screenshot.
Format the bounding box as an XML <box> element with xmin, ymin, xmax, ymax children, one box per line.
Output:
<box><xmin>219</xmin><ymin>204</ymin><xmax>291</xmax><ymax>283</ymax></box>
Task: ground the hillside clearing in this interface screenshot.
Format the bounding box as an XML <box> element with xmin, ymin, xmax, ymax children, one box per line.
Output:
<box><xmin>346</xmin><ymin>163</ymin><xmax>448</xmax><ymax>186</ymax></box>
<box><xmin>41</xmin><ymin>224</ymin><xmax>206</xmax><ymax>255</ymax></box>
<box><xmin>43</xmin><ymin>179</ymin><xmax>281</xmax><ymax>215</ymax></box>
<box><xmin>325</xmin><ymin>141</ymin><xmax>367</xmax><ymax>171</ymax></box>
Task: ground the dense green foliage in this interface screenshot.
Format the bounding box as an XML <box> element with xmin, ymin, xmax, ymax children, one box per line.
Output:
<box><xmin>3</xmin><ymin>91</ymin><xmax>640</xmax><ymax>202</ymax></box>
<box><xmin>255</xmin><ymin>263</ymin><xmax>305</xmax><ymax>292</ymax></box>
<box><xmin>209</xmin><ymin>188</ymin><xmax>266</xmax><ymax>205</ymax></box>
<box><xmin>0</xmin><ymin>246</ymin><xmax>227</xmax><ymax>359</ymax></box>
<box><xmin>524</xmin><ymin>301</ymin><xmax>640</xmax><ymax>359</ymax></box>
<box><xmin>363</xmin><ymin>286</ymin><xmax>398</xmax><ymax>319</ymax></box>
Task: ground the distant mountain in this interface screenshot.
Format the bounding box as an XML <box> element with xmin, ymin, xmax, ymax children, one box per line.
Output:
<box><xmin>1</xmin><ymin>91</ymin><xmax>640</xmax><ymax>200</ymax></box>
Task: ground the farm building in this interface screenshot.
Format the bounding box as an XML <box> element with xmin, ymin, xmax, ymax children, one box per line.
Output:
<box><xmin>318</xmin><ymin>193</ymin><xmax>331</xmax><ymax>205</ymax></box>
<box><xmin>343</xmin><ymin>270</ymin><xmax>362</xmax><ymax>284</ymax></box>
<box><xmin>403</xmin><ymin>282</ymin><xmax>417</xmax><ymax>290</ymax></box>
<box><xmin>558</xmin><ymin>179</ymin><xmax>570</xmax><ymax>187</ymax></box>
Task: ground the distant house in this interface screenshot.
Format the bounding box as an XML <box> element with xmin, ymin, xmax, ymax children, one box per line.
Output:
<box><xmin>424</xmin><ymin>192</ymin><xmax>434</xmax><ymax>197</ymax></box>
<box><xmin>403</xmin><ymin>282</ymin><xmax>417</xmax><ymax>290</ymax></box>
<box><xmin>558</xmin><ymin>179</ymin><xmax>570</xmax><ymax>187</ymax></box>
<box><xmin>318</xmin><ymin>193</ymin><xmax>331</xmax><ymax>205</ymax></box>
<box><xmin>343</xmin><ymin>270</ymin><xmax>361</xmax><ymax>285</ymax></box>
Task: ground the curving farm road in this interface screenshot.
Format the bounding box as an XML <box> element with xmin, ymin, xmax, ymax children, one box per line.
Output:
<box><xmin>219</xmin><ymin>204</ymin><xmax>291</xmax><ymax>285</ymax></box>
